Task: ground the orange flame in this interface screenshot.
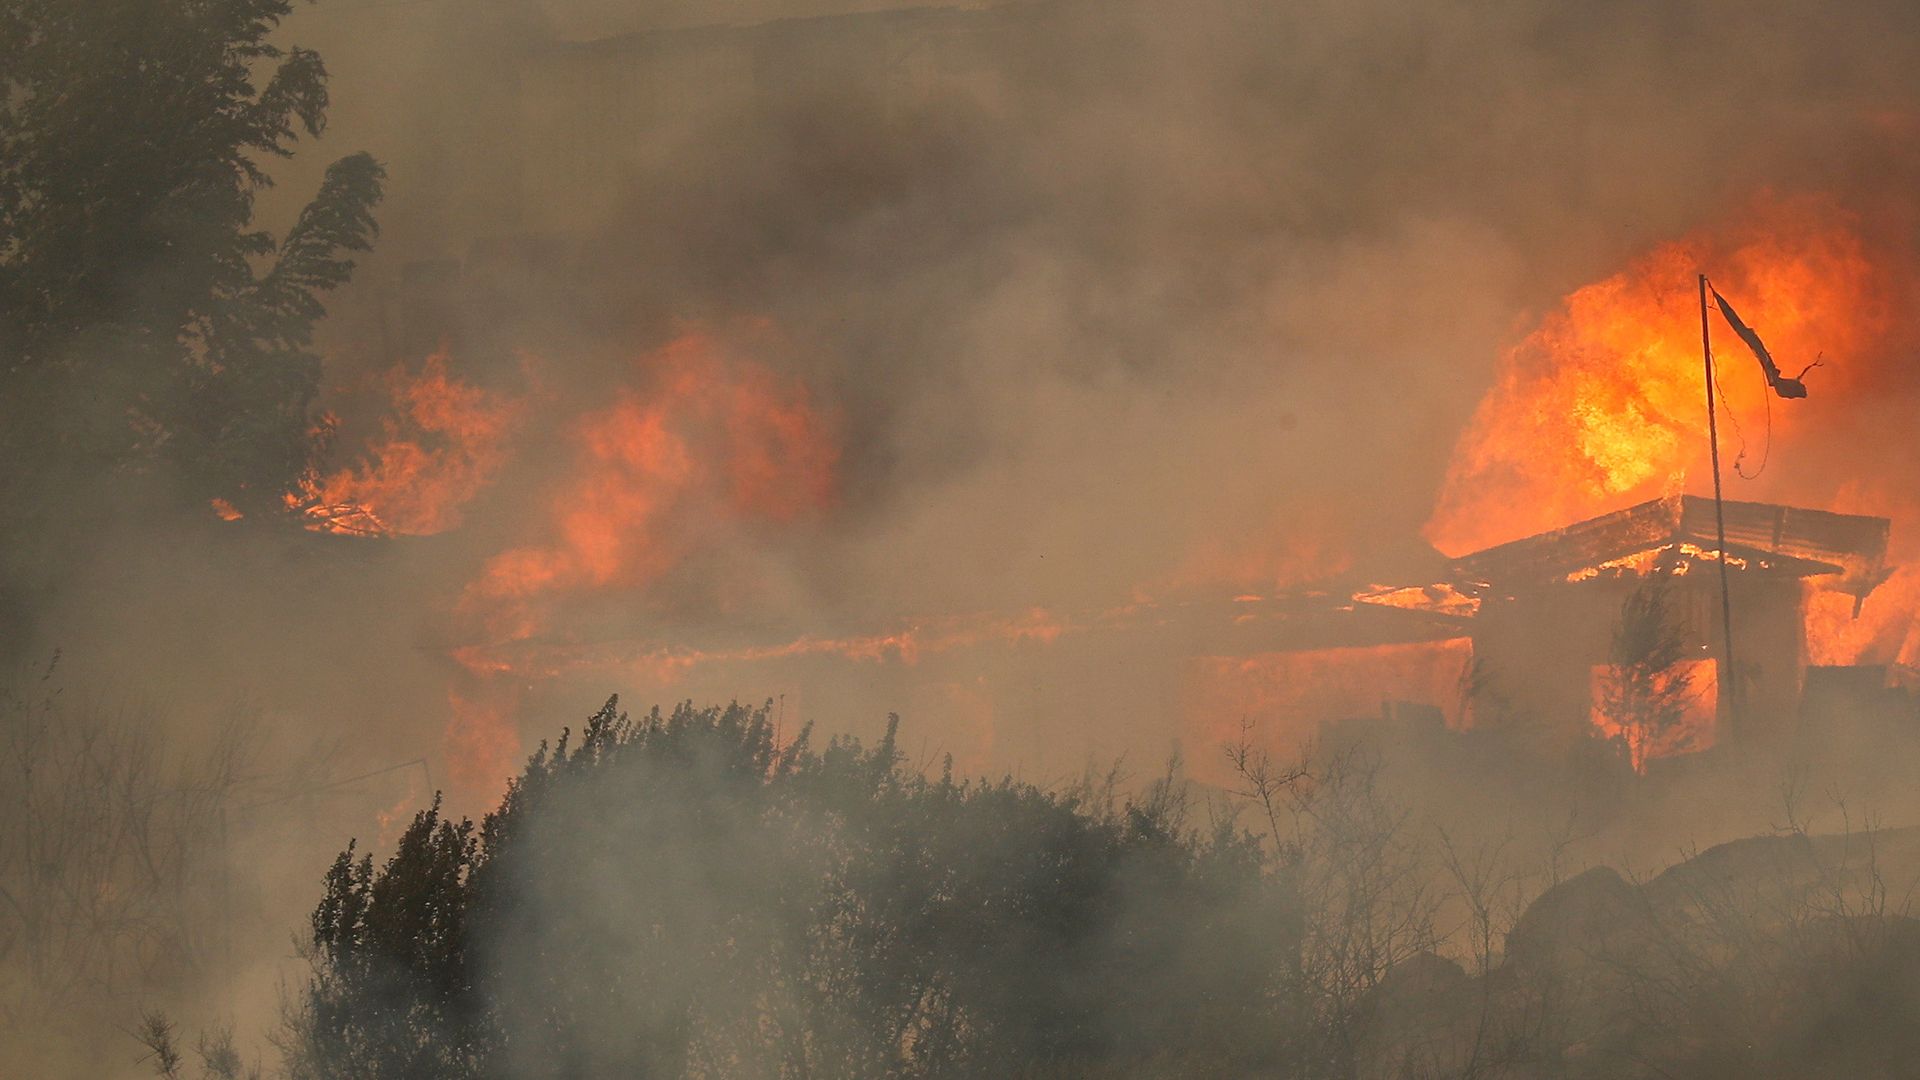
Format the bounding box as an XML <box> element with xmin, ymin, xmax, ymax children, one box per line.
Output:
<box><xmin>434</xmin><ymin>328</ymin><xmax>842</xmax><ymax>797</ymax></box>
<box><xmin>290</xmin><ymin>350</ymin><xmax>522</xmax><ymax>536</ymax></box>
<box><xmin>1804</xmin><ymin>481</ymin><xmax>1920</xmax><ymax>667</ymax></box>
<box><xmin>461</xmin><ymin>331</ymin><xmax>837</xmax><ymax>641</ymax></box>
<box><xmin>1806</xmin><ymin>569</ymin><xmax>1920</xmax><ymax>668</ymax></box>
<box><xmin>1427</xmin><ymin>197</ymin><xmax>1886</xmax><ymax>556</ymax></box>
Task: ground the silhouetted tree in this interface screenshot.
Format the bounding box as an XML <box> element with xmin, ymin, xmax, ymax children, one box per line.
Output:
<box><xmin>0</xmin><ymin>655</ymin><xmax>257</xmax><ymax>1063</ymax></box>
<box><xmin>139</xmin><ymin>1012</ymin><xmax>262</xmax><ymax>1080</ymax></box>
<box><xmin>0</xmin><ymin>0</ymin><xmax>383</xmax><ymax>622</ymax></box>
<box><xmin>1598</xmin><ymin>576</ymin><xmax>1697</xmax><ymax>769</ymax></box>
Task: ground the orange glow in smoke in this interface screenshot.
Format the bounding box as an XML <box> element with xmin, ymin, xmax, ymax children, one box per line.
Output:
<box><xmin>1171</xmin><ymin>509</ymin><xmax>1356</xmax><ymax>592</ymax></box>
<box><xmin>1426</xmin><ymin>198</ymin><xmax>1885</xmax><ymax>557</ymax></box>
<box><xmin>1184</xmin><ymin>638</ymin><xmax>1475</xmax><ymax>782</ymax></box>
<box><xmin>444</xmin><ymin>685</ymin><xmax>525</xmax><ymax>804</ymax></box>
<box><xmin>290</xmin><ymin>351</ymin><xmax>522</xmax><ymax>536</ymax></box>
<box><xmin>1805</xmin><ymin>568</ymin><xmax>1920</xmax><ymax>668</ymax></box>
<box><xmin>435</xmin><ymin>329</ymin><xmax>841</xmax><ymax>796</ymax></box>
<box><xmin>450</xmin><ymin>606</ymin><xmax>1068</xmax><ymax>684</ymax></box>
<box><xmin>460</xmin><ymin>331</ymin><xmax>838</xmax><ymax>644</ymax></box>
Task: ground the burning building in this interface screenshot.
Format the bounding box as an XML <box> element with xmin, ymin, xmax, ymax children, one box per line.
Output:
<box><xmin>1333</xmin><ymin>494</ymin><xmax>1894</xmax><ymax>770</ymax></box>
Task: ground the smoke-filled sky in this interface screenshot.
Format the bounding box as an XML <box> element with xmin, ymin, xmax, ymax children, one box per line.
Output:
<box><xmin>34</xmin><ymin>0</ymin><xmax>1920</xmax><ymax>803</ymax></box>
<box><xmin>275</xmin><ymin>0</ymin><xmax>1920</xmax><ymax>591</ymax></box>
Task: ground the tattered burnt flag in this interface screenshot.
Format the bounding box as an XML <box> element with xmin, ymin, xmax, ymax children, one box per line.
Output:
<box><xmin>1709</xmin><ymin>286</ymin><xmax>1814</xmax><ymax>398</ymax></box>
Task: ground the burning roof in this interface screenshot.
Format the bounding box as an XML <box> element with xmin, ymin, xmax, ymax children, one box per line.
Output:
<box><xmin>1453</xmin><ymin>495</ymin><xmax>1890</xmax><ymax>591</ymax></box>
<box><xmin>1359</xmin><ymin>494</ymin><xmax>1892</xmax><ymax>617</ymax></box>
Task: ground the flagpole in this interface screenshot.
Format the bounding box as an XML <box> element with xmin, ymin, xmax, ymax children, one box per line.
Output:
<box><xmin>1700</xmin><ymin>273</ymin><xmax>1739</xmax><ymax>731</ymax></box>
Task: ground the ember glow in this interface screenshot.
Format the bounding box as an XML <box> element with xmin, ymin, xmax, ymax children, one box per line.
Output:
<box><xmin>1426</xmin><ymin>198</ymin><xmax>1886</xmax><ymax>557</ymax></box>
<box><xmin>1563</xmin><ymin>543</ymin><xmax>1755</xmax><ymax>582</ymax></box>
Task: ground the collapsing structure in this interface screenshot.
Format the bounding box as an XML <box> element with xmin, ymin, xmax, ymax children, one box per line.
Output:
<box><xmin>1239</xmin><ymin>495</ymin><xmax>1894</xmax><ymax>769</ymax></box>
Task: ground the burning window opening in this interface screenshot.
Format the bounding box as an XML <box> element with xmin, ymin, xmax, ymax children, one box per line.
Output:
<box><xmin>1590</xmin><ymin>657</ymin><xmax>1719</xmax><ymax>772</ymax></box>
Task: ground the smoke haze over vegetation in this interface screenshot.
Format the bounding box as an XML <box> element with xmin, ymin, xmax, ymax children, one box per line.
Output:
<box><xmin>9</xmin><ymin>0</ymin><xmax>1920</xmax><ymax>1075</ymax></box>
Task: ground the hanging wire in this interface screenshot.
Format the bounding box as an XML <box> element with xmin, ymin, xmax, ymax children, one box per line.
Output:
<box><xmin>1709</xmin><ymin>342</ymin><xmax>1773</xmax><ymax>479</ymax></box>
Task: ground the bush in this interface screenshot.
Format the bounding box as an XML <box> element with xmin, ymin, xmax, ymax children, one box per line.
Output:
<box><xmin>284</xmin><ymin>698</ymin><xmax>1298</xmax><ymax>1079</ymax></box>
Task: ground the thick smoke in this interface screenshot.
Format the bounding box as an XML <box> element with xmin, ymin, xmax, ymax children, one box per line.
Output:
<box><xmin>226</xmin><ymin>0</ymin><xmax>1920</xmax><ymax>770</ymax></box>
<box><xmin>33</xmin><ymin>0</ymin><xmax>1920</xmax><ymax>778</ymax></box>
<box><xmin>16</xmin><ymin>1</ymin><xmax>1920</xmax><ymax>1074</ymax></box>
